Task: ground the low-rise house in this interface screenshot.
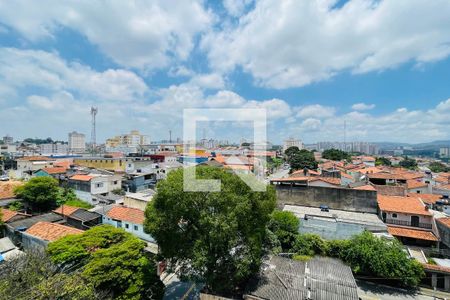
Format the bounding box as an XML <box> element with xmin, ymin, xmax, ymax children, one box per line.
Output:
<box><xmin>124</xmin><ymin>190</ymin><xmax>155</xmax><ymax>211</ymax></box>
<box><xmin>0</xmin><ymin>181</ymin><xmax>23</xmax><ymax>207</ymax></box>
<box><xmin>407</xmin><ymin>179</ymin><xmax>430</xmax><ymax>194</ymax></box>
<box><xmin>434</xmin><ymin>184</ymin><xmax>450</xmax><ymax>197</ymax></box>
<box><xmin>284</xmin><ymin>205</ymin><xmax>387</xmax><ymax>240</ymax></box>
<box><xmin>33</xmin><ymin>166</ymin><xmax>67</xmax><ymax>179</ymax></box>
<box><xmin>23</xmin><ymin>221</ymin><xmax>83</xmax><ymax>250</ymax></box>
<box><xmin>4</xmin><ymin>212</ymin><xmax>63</xmax><ymax>246</ymax></box>
<box><xmin>123</xmin><ymin>171</ymin><xmax>156</xmax><ymax>192</ymax></box>
<box><xmin>245</xmin><ymin>256</ymin><xmax>359</xmax><ymax>300</ymax></box>
<box><xmin>377</xmin><ymin>195</ymin><xmax>438</xmax><ymax>246</ymax></box>
<box><xmin>67</xmin><ymin>173</ymin><xmax>122</xmax><ymax>205</ymax></box>
<box><xmin>0</xmin><ymin>208</ymin><xmax>29</xmax><ymax>224</ymax></box>
<box><xmin>102</xmin><ymin>205</ymin><xmax>154</xmax><ymax>242</ymax></box>
<box><xmin>14</xmin><ymin>156</ymin><xmax>56</xmax><ymax>180</ymax></box>
<box><xmin>53</xmin><ymin>205</ymin><xmax>102</xmax><ymax>230</ymax></box>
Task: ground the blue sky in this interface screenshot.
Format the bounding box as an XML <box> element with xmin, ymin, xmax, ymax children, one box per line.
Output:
<box><xmin>0</xmin><ymin>0</ymin><xmax>450</xmax><ymax>144</ymax></box>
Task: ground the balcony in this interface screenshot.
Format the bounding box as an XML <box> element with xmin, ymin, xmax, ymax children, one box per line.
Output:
<box><xmin>385</xmin><ymin>218</ymin><xmax>432</xmax><ymax>229</ymax></box>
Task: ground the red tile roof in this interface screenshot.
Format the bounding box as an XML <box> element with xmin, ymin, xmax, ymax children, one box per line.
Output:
<box><xmin>16</xmin><ymin>156</ymin><xmax>52</xmax><ymax>161</ymax></box>
<box><xmin>1</xmin><ymin>208</ymin><xmax>18</xmax><ymax>222</ymax></box>
<box><xmin>53</xmin><ymin>205</ymin><xmax>80</xmax><ymax>217</ymax></box>
<box><xmin>25</xmin><ymin>221</ymin><xmax>83</xmax><ymax>242</ymax></box>
<box><xmin>106</xmin><ymin>206</ymin><xmax>145</xmax><ymax>224</ymax></box>
<box><xmin>353</xmin><ymin>184</ymin><xmax>376</xmax><ymax>191</ymax></box>
<box><xmin>387</xmin><ymin>226</ymin><xmax>438</xmax><ymax>241</ymax></box>
<box><xmin>407</xmin><ymin>193</ymin><xmax>442</xmax><ymax>205</ymax></box>
<box><xmin>423</xmin><ymin>263</ymin><xmax>450</xmax><ymax>274</ymax></box>
<box><xmin>407</xmin><ymin>179</ymin><xmax>428</xmax><ymax>189</ymax></box>
<box><xmin>377</xmin><ymin>195</ymin><xmax>431</xmax><ymax>216</ymax></box>
<box><xmin>70</xmin><ymin>174</ymin><xmax>94</xmax><ymax>181</ymax></box>
<box><xmin>41</xmin><ymin>167</ymin><xmax>67</xmax><ymax>174</ymax></box>
<box><xmin>438</xmin><ymin>218</ymin><xmax>450</xmax><ymax>228</ymax></box>
<box><xmin>0</xmin><ymin>181</ymin><xmax>23</xmax><ymax>200</ymax></box>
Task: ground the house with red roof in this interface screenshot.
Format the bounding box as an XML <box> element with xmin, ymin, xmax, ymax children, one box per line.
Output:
<box><xmin>67</xmin><ymin>172</ymin><xmax>122</xmax><ymax>205</ymax></box>
<box><xmin>101</xmin><ymin>205</ymin><xmax>154</xmax><ymax>242</ymax></box>
<box><xmin>377</xmin><ymin>195</ymin><xmax>439</xmax><ymax>246</ymax></box>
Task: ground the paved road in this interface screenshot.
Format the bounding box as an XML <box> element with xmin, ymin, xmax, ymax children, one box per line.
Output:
<box><xmin>267</xmin><ymin>167</ymin><xmax>290</xmax><ymax>182</ymax></box>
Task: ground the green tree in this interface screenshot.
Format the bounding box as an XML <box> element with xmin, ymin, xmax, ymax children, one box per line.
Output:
<box><xmin>0</xmin><ymin>250</ymin><xmax>102</xmax><ymax>300</ymax></box>
<box><xmin>322</xmin><ymin>149</ymin><xmax>350</xmax><ymax>161</ymax></box>
<box><xmin>14</xmin><ymin>177</ymin><xmax>60</xmax><ymax>212</ymax></box>
<box><xmin>375</xmin><ymin>157</ymin><xmax>392</xmax><ymax>166</ymax></box>
<box><xmin>144</xmin><ymin>166</ymin><xmax>276</xmax><ymax>295</ymax></box>
<box><xmin>292</xmin><ymin>233</ymin><xmax>329</xmax><ymax>256</ymax></box>
<box><xmin>289</xmin><ymin>150</ymin><xmax>318</xmax><ymax>172</ymax></box>
<box><xmin>399</xmin><ymin>156</ymin><xmax>418</xmax><ymax>170</ymax></box>
<box><xmin>337</xmin><ymin>231</ymin><xmax>424</xmax><ymax>287</ymax></box>
<box><xmin>268</xmin><ymin>211</ymin><xmax>299</xmax><ymax>251</ymax></box>
<box><xmin>284</xmin><ymin>146</ymin><xmax>300</xmax><ymax>159</ymax></box>
<box><xmin>429</xmin><ymin>161</ymin><xmax>450</xmax><ymax>173</ymax></box>
<box><xmin>48</xmin><ymin>225</ymin><xmax>164</xmax><ymax>300</ymax></box>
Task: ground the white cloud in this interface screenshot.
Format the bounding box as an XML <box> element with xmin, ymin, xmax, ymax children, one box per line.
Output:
<box><xmin>0</xmin><ymin>48</ymin><xmax>149</xmax><ymax>102</ymax></box>
<box><xmin>223</xmin><ymin>0</ymin><xmax>253</xmax><ymax>17</ymax></box>
<box><xmin>203</xmin><ymin>0</ymin><xmax>450</xmax><ymax>88</ymax></box>
<box><xmin>351</xmin><ymin>102</ymin><xmax>375</xmax><ymax>111</ymax></box>
<box><xmin>296</xmin><ymin>105</ymin><xmax>335</xmax><ymax>119</ymax></box>
<box><xmin>188</xmin><ymin>73</ymin><xmax>225</xmax><ymax>89</ymax></box>
<box><xmin>0</xmin><ymin>1</ymin><xmax>212</xmax><ymax>70</ymax></box>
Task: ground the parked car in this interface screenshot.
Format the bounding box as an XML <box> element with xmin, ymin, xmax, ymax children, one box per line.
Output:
<box><xmin>0</xmin><ymin>175</ymin><xmax>9</xmax><ymax>181</ymax></box>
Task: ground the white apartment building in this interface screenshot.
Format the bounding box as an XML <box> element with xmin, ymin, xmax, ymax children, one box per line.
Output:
<box><xmin>39</xmin><ymin>143</ymin><xmax>68</xmax><ymax>155</ymax></box>
<box><xmin>283</xmin><ymin>137</ymin><xmax>304</xmax><ymax>152</ymax></box>
<box><xmin>68</xmin><ymin>131</ymin><xmax>86</xmax><ymax>153</ymax></box>
<box><xmin>105</xmin><ymin>130</ymin><xmax>150</xmax><ymax>154</ymax></box>
<box><xmin>440</xmin><ymin>147</ymin><xmax>450</xmax><ymax>158</ymax></box>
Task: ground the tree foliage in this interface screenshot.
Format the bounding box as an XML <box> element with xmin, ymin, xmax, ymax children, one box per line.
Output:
<box><xmin>273</xmin><ymin>230</ymin><xmax>424</xmax><ymax>287</ymax></box>
<box><xmin>289</xmin><ymin>149</ymin><xmax>318</xmax><ymax>172</ymax></box>
<box><xmin>284</xmin><ymin>146</ymin><xmax>300</xmax><ymax>158</ymax></box>
<box><xmin>267</xmin><ymin>211</ymin><xmax>299</xmax><ymax>251</ymax></box>
<box><xmin>48</xmin><ymin>225</ymin><xmax>164</xmax><ymax>300</ymax></box>
<box><xmin>375</xmin><ymin>157</ymin><xmax>392</xmax><ymax>166</ymax></box>
<box><xmin>144</xmin><ymin>166</ymin><xmax>276</xmax><ymax>294</ymax></box>
<box><xmin>0</xmin><ymin>250</ymin><xmax>101</xmax><ymax>300</ymax></box>
<box><xmin>429</xmin><ymin>161</ymin><xmax>450</xmax><ymax>173</ymax></box>
<box><xmin>322</xmin><ymin>149</ymin><xmax>350</xmax><ymax>161</ymax></box>
<box><xmin>399</xmin><ymin>156</ymin><xmax>418</xmax><ymax>170</ymax></box>
<box><xmin>14</xmin><ymin>177</ymin><xmax>60</xmax><ymax>212</ymax></box>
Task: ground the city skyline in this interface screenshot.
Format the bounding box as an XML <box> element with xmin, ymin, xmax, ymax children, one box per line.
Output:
<box><xmin>1</xmin><ymin>1</ymin><xmax>450</xmax><ymax>143</ymax></box>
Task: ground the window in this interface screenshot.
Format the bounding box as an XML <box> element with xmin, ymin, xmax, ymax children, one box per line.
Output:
<box><xmin>125</xmin><ymin>224</ymin><xmax>129</xmax><ymax>229</ymax></box>
<box><xmin>392</xmin><ymin>213</ymin><xmax>397</xmax><ymax>218</ymax></box>
<box><xmin>96</xmin><ymin>183</ymin><xmax>103</xmax><ymax>188</ymax></box>
<box><xmin>134</xmin><ymin>225</ymin><xmax>138</xmax><ymax>231</ymax></box>
<box><xmin>416</xmin><ymin>191</ymin><xmax>421</xmax><ymax>194</ymax></box>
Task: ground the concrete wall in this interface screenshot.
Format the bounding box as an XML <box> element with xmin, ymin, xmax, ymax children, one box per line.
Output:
<box><xmin>274</xmin><ymin>184</ymin><xmax>378</xmax><ymax>213</ymax></box>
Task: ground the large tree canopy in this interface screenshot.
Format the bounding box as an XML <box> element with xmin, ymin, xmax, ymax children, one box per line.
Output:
<box><xmin>48</xmin><ymin>225</ymin><xmax>164</xmax><ymax>300</ymax></box>
<box><xmin>322</xmin><ymin>148</ymin><xmax>350</xmax><ymax>161</ymax></box>
<box><xmin>14</xmin><ymin>177</ymin><xmax>60</xmax><ymax>211</ymax></box>
<box><xmin>144</xmin><ymin>166</ymin><xmax>276</xmax><ymax>295</ymax></box>
<box><xmin>289</xmin><ymin>149</ymin><xmax>318</xmax><ymax>172</ymax></box>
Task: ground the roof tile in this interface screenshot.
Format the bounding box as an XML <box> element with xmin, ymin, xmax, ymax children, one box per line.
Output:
<box><xmin>106</xmin><ymin>206</ymin><xmax>145</xmax><ymax>224</ymax></box>
<box><xmin>388</xmin><ymin>226</ymin><xmax>438</xmax><ymax>241</ymax></box>
<box><xmin>25</xmin><ymin>221</ymin><xmax>83</xmax><ymax>242</ymax></box>
<box><xmin>377</xmin><ymin>195</ymin><xmax>431</xmax><ymax>216</ymax></box>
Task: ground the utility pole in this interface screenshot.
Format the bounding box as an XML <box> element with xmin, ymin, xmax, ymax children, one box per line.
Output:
<box><xmin>344</xmin><ymin>120</ymin><xmax>347</xmax><ymax>152</ymax></box>
<box><xmin>169</xmin><ymin>130</ymin><xmax>172</xmax><ymax>143</ymax></box>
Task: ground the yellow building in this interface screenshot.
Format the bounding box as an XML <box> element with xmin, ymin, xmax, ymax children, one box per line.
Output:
<box><xmin>73</xmin><ymin>157</ymin><xmax>151</xmax><ymax>172</ymax></box>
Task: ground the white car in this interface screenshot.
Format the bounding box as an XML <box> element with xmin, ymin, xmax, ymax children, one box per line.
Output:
<box><xmin>0</xmin><ymin>175</ymin><xmax>9</xmax><ymax>181</ymax></box>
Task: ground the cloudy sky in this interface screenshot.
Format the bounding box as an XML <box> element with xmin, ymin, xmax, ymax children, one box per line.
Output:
<box><xmin>1</xmin><ymin>0</ymin><xmax>450</xmax><ymax>144</ymax></box>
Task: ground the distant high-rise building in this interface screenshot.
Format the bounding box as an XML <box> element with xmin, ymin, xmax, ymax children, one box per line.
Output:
<box><xmin>39</xmin><ymin>143</ymin><xmax>68</xmax><ymax>155</ymax></box>
<box><xmin>105</xmin><ymin>130</ymin><xmax>150</xmax><ymax>154</ymax></box>
<box><xmin>2</xmin><ymin>135</ymin><xmax>13</xmax><ymax>144</ymax></box>
<box><xmin>283</xmin><ymin>137</ymin><xmax>304</xmax><ymax>152</ymax></box>
<box><xmin>68</xmin><ymin>131</ymin><xmax>86</xmax><ymax>153</ymax></box>
<box><xmin>440</xmin><ymin>147</ymin><xmax>450</xmax><ymax>158</ymax></box>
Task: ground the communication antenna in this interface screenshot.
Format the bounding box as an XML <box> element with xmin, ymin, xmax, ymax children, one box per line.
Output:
<box><xmin>91</xmin><ymin>107</ymin><xmax>98</xmax><ymax>153</ymax></box>
<box><xmin>169</xmin><ymin>130</ymin><xmax>172</xmax><ymax>143</ymax></box>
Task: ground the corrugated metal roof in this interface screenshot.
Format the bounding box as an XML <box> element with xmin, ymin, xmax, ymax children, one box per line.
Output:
<box><xmin>246</xmin><ymin>256</ymin><xmax>358</xmax><ymax>300</ymax></box>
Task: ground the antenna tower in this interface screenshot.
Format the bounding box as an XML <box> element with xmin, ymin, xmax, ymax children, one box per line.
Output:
<box><xmin>91</xmin><ymin>107</ymin><xmax>98</xmax><ymax>152</ymax></box>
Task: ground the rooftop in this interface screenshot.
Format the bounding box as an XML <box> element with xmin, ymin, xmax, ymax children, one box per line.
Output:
<box><xmin>387</xmin><ymin>225</ymin><xmax>438</xmax><ymax>241</ymax></box>
<box><xmin>53</xmin><ymin>205</ymin><xmax>80</xmax><ymax>217</ymax></box>
<box><xmin>25</xmin><ymin>221</ymin><xmax>83</xmax><ymax>242</ymax></box>
<box><xmin>377</xmin><ymin>195</ymin><xmax>431</xmax><ymax>216</ymax></box>
<box><xmin>407</xmin><ymin>193</ymin><xmax>443</xmax><ymax>205</ymax></box>
<box><xmin>6</xmin><ymin>212</ymin><xmax>63</xmax><ymax>230</ymax></box>
<box><xmin>0</xmin><ymin>181</ymin><xmax>23</xmax><ymax>200</ymax></box>
<box><xmin>69</xmin><ymin>174</ymin><xmax>94</xmax><ymax>181</ymax></box>
<box><xmin>106</xmin><ymin>206</ymin><xmax>145</xmax><ymax>224</ymax></box>
<box><xmin>40</xmin><ymin>166</ymin><xmax>67</xmax><ymax>174</ymax></box>
<box><xmin>246</xmin><ymin>256</ymin><xmax>358</xmax><ymax>300</ymax></box>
